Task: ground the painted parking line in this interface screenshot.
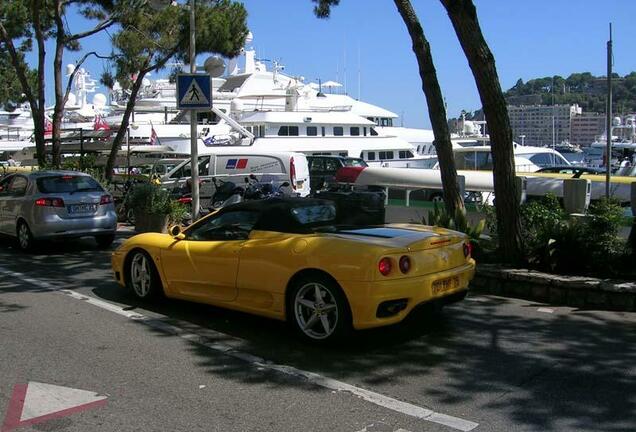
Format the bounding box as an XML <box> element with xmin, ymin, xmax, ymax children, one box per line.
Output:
<box><xmin>537</xmin><ymin>307</ymin><xmax>554</xmax><ymax>314</ymax></box>
<box><xmin>0</xmin><ymin>266</ymin><xmax>479</xmax><ymax>432</ymax></box>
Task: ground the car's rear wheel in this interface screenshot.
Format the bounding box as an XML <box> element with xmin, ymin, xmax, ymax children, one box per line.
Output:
<box><xmin>95</xmin><ymin>234</ymin><xmax>115</xmax><ymax>248</ymax></box>
<box><xmin>429</xmin><ymin>192</ymin><xmax>444</xmax><ymax>203</ymax></box>
<box><xmin>288</xmin><ymin>275</ymin><xmax>351</xmax><ymax>342</ymax></box>
<box><xmin>127</xmin><ymin>250</ymin><xmax>162</xmax><ymax>300</ymax></box>
<box><xmin>16</xmin><ymin>221</ymin><xmax>35</xmax><ymax>252</ymax></box>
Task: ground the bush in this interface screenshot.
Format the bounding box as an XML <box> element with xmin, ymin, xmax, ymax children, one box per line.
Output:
<box><xmin>127</xmin><ymin>183</ymin><xmax>187</xmax><ymax>224</ymax></box>
<box><xmin>425</xmin><ymin>203</ymin><xmax>486</xmax><ymax>258</ymax></box>
<box><xmin>484</xmin><ymin>194</ymin><xmax>629</xmax><ymax>276</ymax></box>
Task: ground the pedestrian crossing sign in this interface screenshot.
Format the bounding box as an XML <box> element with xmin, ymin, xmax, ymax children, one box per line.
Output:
<box><xmin>177</xmin><ymin>74</ymin><xmax>212</xmax><ymax>109</ymax></box>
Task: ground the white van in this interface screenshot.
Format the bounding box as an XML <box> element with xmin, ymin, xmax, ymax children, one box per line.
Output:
<box><xmin>162</xmin><ymin>149</ymin><xmax>311</xmax><ymax>199</ymax></box>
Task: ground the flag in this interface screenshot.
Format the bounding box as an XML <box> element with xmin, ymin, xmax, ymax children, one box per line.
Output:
<box><xmin>94</xmin><ymin>115</ymin><xmax>111</xmax><ymax>133</ymax></box>
<box><xmin>149</xmin><ymin>126</ymin><xmax>159</xmax><ymax>146</ymax></box>
<box><xmin>44</xmin><ymin>117</ymin><xmax>53</xmax><ymax>137</ymax></box>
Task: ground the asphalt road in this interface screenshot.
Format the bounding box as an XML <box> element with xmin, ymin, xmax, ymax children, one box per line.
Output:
<box><xmin>0</xmin><ymin>233</ymin><xmax>635</xmax><ymax>432</ymax></box>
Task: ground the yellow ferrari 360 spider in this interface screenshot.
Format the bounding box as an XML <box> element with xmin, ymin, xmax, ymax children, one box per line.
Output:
<box><xmin>112</xmin><ymin>198</ymin><xmax>475</xmax><ymax>341</ymax></box>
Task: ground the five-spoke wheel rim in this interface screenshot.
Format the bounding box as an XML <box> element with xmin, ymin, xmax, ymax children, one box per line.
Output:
<box><xmin>18</xmin><ymin>224</ymin><xmax>30</xmax><ymax>250</ymax></box>
<box><xmin>294</xmin><ymin>282</ymin><xmax>339</xmax><ymax>340</ymax></box>
<box><xmin>130</xmin><ymin>253</ymin><xmax>151</xmax><ymax>298</ymax></box>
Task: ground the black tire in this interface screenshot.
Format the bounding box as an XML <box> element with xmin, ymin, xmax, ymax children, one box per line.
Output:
<box><xmin>16</xmin><ymin>220</ymin><xmax>35</xmax><ymax>252</ymax></box>
<box><xmin>286</xmin><ymin>274</ymin><xmax>351</xmax><ymax>343</ymax></box>
<box><xmin>125</xmin><ymin>250</ymin><xmax>162</xmax><ymax>300</ymax></box>
<box><xmin>95</xmin><ymin>234</ymin><xmax>116</xmax><ymax>249</ymax></box>
<box><xmin>429</xmin><ymin>192</ymin><xmax>444</xmax><ymax>203</ymax></box>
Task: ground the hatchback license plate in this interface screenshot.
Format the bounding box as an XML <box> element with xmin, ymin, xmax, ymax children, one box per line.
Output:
<box><xmin>432</xmin><ymin>276</ymin><xmax>460</xmax><ymax>295</ymax></box>
<box><xmin>69</xmin><ymin>203</ymin><xmax>97</xmax><ymax>214</ymax></box>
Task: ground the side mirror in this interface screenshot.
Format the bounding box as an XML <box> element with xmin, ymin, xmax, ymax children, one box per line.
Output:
<box><xmin>168</xmin><ymin>225</ymin><xmax>185</xmax><ymax>240</ymax></box>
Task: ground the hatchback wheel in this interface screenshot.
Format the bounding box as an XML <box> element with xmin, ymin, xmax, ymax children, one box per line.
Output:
<box><xmin>288</xmin><ymin>276</ymin><xmax>351</xmax><ymax>342</ymax></box>
<box><xmin>16</xmin><ymin>221</ymin><xmax>34</xmax><ymax>252</ymax></box>
<box><xmin>127</xmin><ymin>250</ymin><xmax>161</xmax><ymax>300</ymax></box>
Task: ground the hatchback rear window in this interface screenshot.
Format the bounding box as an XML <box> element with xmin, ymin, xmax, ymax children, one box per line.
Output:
<box><xmin>36</xmin><ymin>176</ymin><xmax>103</xmax><ymax>194</ymax></box>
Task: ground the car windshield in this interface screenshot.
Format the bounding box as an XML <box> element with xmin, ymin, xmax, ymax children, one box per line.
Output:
<box><xmin>291</xmin><ymin>204</ymin><xmax>337</xmax><ymax>226</ymax></box>
<box><xmin>344</xmin><ymin>158</ymin><xmax>368</xmax><ymax>167</ymax></box>
<box><xmin>36</xmin><ymin>175</ymin><xmax>103</xmax><ymax>194</ymax></box>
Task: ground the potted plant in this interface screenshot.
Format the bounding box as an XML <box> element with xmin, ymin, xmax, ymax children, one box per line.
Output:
<box><xmin>127</xmin><ymin>183</ymin><xmax>187</xmax><ymax>233</ymax></box>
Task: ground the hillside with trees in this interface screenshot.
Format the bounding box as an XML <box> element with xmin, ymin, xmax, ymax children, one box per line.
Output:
<box><xmin>504</xmin><ymin>72</ymin><xmax>636</xmax><ymax>113</ymax></box>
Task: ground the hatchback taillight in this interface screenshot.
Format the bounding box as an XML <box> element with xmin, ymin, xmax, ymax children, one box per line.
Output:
<box><xmin>378</xmin><ymin>257</ymin><xmax>392</xmax><ymax>276</ymax></box>
<box><xmin>35</xmin><ymin>197</ymin><xmax>65</xmax><ymax>207</ymax></box>
<box><xmin>100</xmin><ymin>195</ymin><xmax>113</xmax><ymax>205</ymax></box>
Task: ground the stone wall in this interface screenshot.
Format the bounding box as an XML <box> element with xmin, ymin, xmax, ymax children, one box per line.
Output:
<box><xmin>471</xmin><ymin>264</ymin><xmax>636</xmax><ymax>311</ymax></box>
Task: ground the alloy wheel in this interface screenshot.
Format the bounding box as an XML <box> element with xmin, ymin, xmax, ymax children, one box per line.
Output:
<box><xmin>294</xmin><ymin>282</ymin><xmax>339</xmax><ymax>340</ymax></box>
<box><xmin>17</xmin><ymin>223</ymin><xmax>31</xmax><ymax>251</ymax></box>
<box><xmin>130</xmin><ymin>253</ymin><xmax>152</xmax><ymax>298</ymax></box>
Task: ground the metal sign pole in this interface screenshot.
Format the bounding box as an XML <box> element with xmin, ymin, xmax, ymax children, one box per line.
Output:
<box><xmin>605</xmin><ymin>23</ymin><xmax>613</xmax><ymax>199</ymax></box>
<box><xmin>189</xmin><ymin>0</ymin><xmax>200</xmax><ymax>220</ymax></box>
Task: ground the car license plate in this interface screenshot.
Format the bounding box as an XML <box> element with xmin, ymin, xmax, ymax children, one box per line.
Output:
<box><xmin>432</xmin><ymin>276</ymin><xmax>460</xmax><ymax>295</ymax></box>
<box><xmin>68</xmin><ymin>203</ymin><xmax>97</xmax><ymax>214</ymax></box>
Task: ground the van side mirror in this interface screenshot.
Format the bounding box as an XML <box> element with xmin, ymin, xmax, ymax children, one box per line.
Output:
<box><xmin>169</xmin><ymin>225</ymin><xmax>185</xmax><ymax>240</ymax></box>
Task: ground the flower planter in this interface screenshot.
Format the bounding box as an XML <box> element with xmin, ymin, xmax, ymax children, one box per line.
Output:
<box><xmin>134</xmin><ymin>211</ymin><xmax>170</xmax><ymax>233</ymax></box>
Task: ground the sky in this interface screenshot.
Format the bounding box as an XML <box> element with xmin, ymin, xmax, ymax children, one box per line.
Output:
<box><xmin>30</xmin><ymin>0</ymin><xmax>636</xmax><ymax>129</ymax></box>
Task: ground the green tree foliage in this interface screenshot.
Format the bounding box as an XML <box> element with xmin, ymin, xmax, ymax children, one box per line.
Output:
<box><xmin>103</xmin><ymin>0</ymin><xmax>248</xmax><ymax>178</ymax></box>
<box><xmin>0</xmin><ymin>53</ymin><xmax>36</xmax><ymax>110</ymax></box>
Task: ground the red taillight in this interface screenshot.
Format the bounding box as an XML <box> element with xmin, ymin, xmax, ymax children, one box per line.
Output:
<box><xmin>177</xmin><ymin>196</ymin><xmax>192</xmax><ymax>204</ymax></box>
<box><xmin>289</xmin><ymin>157</ymin><xmax>297</xmax><ymax>190</ymax></box>
<box><xmin>35</xmin><ymin>197</ymin><xmax>65</xmax><ymax>207</ymax></box>
<box><xmin>100</xmin><ymin>195</ymin><xmax>113</xmax><ymax>205</ymax></box>
<box><xmin>399</xmin><ymin>255</ymin><xmax>411</xmax><ymax>274</ymax></box>
<box><xmin>378</xmin><ymin>257</ymin><xmax>392</xmax><ymax>276</ymax></box>
<box><xmin>463</xmin><ymin>242</ymin><xmax>473</xmax><ymax>258</ymax></box>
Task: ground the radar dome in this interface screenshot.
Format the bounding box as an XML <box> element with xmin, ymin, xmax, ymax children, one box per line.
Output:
<box><xmin>204</xmin><ymin>56</ymin><xmax>226</xmax><ymax>78</ymax></box>
<box><xmin>613</xmin><ymin>116</ymin><xmax>622</xmax><ymax>126</ymax></box>
<box><xmin>93</xmin><ymin>93</ymin><xmax>107</xmax><ymax>107</ymax></box>
<box><xmin>66</xmin><ymin>64</ymin><xmax>75</xmax><ymax>76</ymax></box>
<box><xmin>245</xmin><ymin>32</ymin><xmax>253</xmax><ymax>45</ymax></box>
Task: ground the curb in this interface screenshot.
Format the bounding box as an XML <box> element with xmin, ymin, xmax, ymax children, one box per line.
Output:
<box><xmin>471</xmin><ymin>264</ymin><xmax>636</xmax><ymax>312</ymax></box>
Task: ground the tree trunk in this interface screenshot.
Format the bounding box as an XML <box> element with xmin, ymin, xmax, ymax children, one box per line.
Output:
<box><xmin>32</xmin><ymin>0</ymin><xmax>47</xmax><ymax>166</ymax></box>
<box><xmin>440</xmin><ymin>0</ymin><xmax>524</xmax><ymax>264</ymax></box>
<box><xmin>393</xmin><ymin>0</ymin><xmax>464</xmax><ymax>216</ymax></box>
<box><xmin>52</xmin><ymin>0</ymin><xmax>66</xmax><ymax>168</ymax></box>
<box><xmin>105</xmin><ymin>75</ymin><xmax>146</xmax><ymax>180</ymax></box>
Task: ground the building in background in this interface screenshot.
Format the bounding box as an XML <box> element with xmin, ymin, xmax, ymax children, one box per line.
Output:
<box><xmin>570</xmin><ymin>113</ymin><xmax>606</xmax><ymax>147</ymax></box>
<box><xmin>507</xmin><ymin>104</ymin><xmax>582</xmax><ymax>147</ymax></box>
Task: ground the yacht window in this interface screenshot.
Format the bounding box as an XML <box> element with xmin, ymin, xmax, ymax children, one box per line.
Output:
<box><xmin>529</xmin><ymin>153</ymin><xmax>557</xmax><ymax>167</ymax></box>
<box><xmin>367</xmin><ymin>117</ymin><xmax>374</xmax><ymax>123</ymax></box>
<box><xmin>380</xmin><ymin>118</ymin><xmax>390</xmax><ymax>127</ymax></box>
<box><xmin>367</xmin><ymin>152</ymin><xmax>376</xmax><ymax>161</ymax></box>
<box><xmin>370</xmin><ymin>128</ymin><xmax>378</xmax><ymax>136</ymax></box>
<box><xmin>379</xmin><ymin>151</ymin><xmax>394</xmax><ymax>160</ymax></box>
<box><xmin>339</xmin><ymin>152</ymin><xmax>347</xmax><ymax>157</ymax></box>
<box><xmin>321</xmin><ymin>127</ymin><xmax>326</xmax><ymax>136</ymax></box>
<box><xmin>333</xmin><ymin>126</ymin><xmax>344</xmax><ymax>136</ymax></box>
<box><xmin>259</xmin><ymin>125</ymin><xmax>265</xmax><ymax>137</ymax></box>
<box><xmin>363</xmin><ymin>127</ymin><xmax>367</xmax><ymax>136</ymax></box>
<box><xmin>350</xmin><ymin>127</ymin><xmax>360</xmax><ymax>136</ymax></box>
<box><xmin>277</xmin><ymin>126</ymin><xmax>299</xmax><ymax>136</ymax></box>
<box><xmin>398</xmin><ymin>150</ymin><xmax>414</xmax><ymax>159</ymax></box>
<box><xmin>307</xmin><ymin>126</ymin><xmax>318</xmax><ymax>136</ymax></box>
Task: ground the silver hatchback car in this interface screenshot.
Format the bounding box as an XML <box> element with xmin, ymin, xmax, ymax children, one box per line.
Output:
<box><xmin>0</xmin><ymin>171</ymin><xmax>117</xmax><ymax>251</ymax></box>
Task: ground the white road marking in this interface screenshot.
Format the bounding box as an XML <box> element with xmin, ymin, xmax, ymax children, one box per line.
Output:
<box><xmin>20</xmin><ymin>382</ymin><xmax>106</xmax><ymax>421</ymax></box>
<box><xmin>537</xmin><ymin>307</ymin><xmax>554</xmax><ymax>314</ymax></box>
<box><xmin>1</xmin><ymin>266</ymin><xmax>479</xmax><ymax>432</ymax></box>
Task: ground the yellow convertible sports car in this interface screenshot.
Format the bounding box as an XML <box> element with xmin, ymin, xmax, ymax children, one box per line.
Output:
<box><xmin>112</xmin><ymin>198</ymin><xmax>475</xmax><ymax>341</ymax></box>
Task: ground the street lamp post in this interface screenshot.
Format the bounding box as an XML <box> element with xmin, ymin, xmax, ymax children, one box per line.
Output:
<box><xmin>189</xmin><ymin>0</ymin><xmax>200</xmax><ymax>220</ymax></box>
